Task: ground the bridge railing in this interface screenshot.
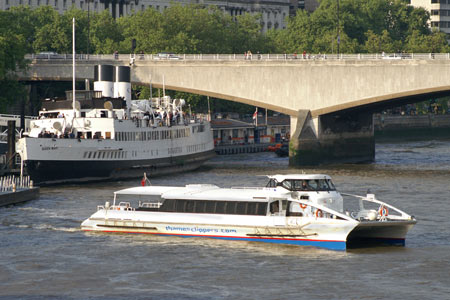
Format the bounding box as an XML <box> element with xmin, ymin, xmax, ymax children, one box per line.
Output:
<box><xmin>25</xmin><ymin>53</ymin><xmax>450</xmax><ymax>61</ymax></box>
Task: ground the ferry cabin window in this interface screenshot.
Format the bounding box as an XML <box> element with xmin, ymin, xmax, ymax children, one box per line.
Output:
<box><xmin>205</xmin><ymin>201</ymin><xmax>216</xmax><ymax>213</ymax></box>
<box><xmin>246</xmin><ymin>202</ymin><xmax>257</xmax><ymax>215</ymax></box>
<box><xmin>266</xmin><ymin>179</ymin><xmax>277</xmax><ymax>188</ymax></box>
<box><xmin>270</xmin><ymin>201</ymin><xmax>280</xmax><ymax>214</ymax></box>
<box><xmin>158</xmin><ymin>199</ymin><xmax>267</xmax><ymax>216</ymax></box>
<box><xmin>280</xmin><ymin>179</ymin><xmax>335</xmax><ymax>191</ymax></box>
<box><xmin>215</xmin><ymin>201</ymin><xmax>226</xmax><ymax>213</ymax></box>
<box><xmin>184</xmin><ymin>200</ymin><xmax>194</xmax><ymax>212</ymax></box>
<box><xmin>236</xmin><ymin>202</ymin><xmax>246</xmax><ymax>214</ymax></box>
<box><xmin>225</xmin><ymin>202</ymin><xmax>236</xmax><ymax>214</ymax></box>
<box><xmin>195</xmin><ymin>201</ymin><xmax>206</xmax><ymax>213</ymax></box>
<box><xmin>327</xmin><ymin>179</ymin><xmax>336</xmax><ymax>190</ymax></box>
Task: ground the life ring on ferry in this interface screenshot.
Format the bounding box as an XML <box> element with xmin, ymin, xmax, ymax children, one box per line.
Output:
<box><xmin>299</xmin><ymin>203</ymin><xmax>307</xmax><ymax>209</ymax></box>
<box><xmin>379</xmin><ymin>206</ymin><xmax>389</xmax><ymax>217</ymax></box>
<box><xmin>315</xmin><ymin>209</ymin><xmax>323</xmax><ymax>218</ymax></box>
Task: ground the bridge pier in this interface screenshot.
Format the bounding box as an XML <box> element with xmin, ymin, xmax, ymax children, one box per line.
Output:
<box><xmin>289</xmin><ymin>110</ymin><xmax>375</xmax><ymax>165</ymax></box>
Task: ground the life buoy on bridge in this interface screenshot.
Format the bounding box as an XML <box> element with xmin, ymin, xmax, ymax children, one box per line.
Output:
<box><xmin>300</xmin><ymin>203</ymin><xmax>307</xmax><ymax>209</ymax></box>
<box><xmin>379</xmin><ymin>206</ymin><xmax>389</xmax><ymax>217</ymax></box>
<box><xmin>315</xmin><ymin>209</ymin><xmax>323</xmax><ymax>218</ymax></box>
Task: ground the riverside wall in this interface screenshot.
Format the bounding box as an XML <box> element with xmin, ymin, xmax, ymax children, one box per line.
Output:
<box><xmin>374</xmin><ymin>114</ymin><xmax>450</xmax><ymax>139</ymax></box>
<box><xmin>0</xmin><ymin>188</ymin><xmax>40</xmax><ymax>207</ymax></box>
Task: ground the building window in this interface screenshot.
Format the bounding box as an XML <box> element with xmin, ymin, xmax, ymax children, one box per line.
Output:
<box><xmin>431</xmin><ymin>10</ymin><xmax>439</xmax><ymax>15</ymax></box>
<box><xmin>431</xmin><ymin>0</ymin><xmax>440</xmax><ymax>3</ymax></box>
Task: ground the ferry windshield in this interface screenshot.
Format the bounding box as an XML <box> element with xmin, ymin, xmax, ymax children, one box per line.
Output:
<box><xmin>280</xmin><ymin>179</ymin><xmax>336</xmax><ymax>191</ymax></box>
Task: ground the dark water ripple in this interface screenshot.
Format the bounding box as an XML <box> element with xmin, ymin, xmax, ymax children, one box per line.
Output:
<box><xmin>1</xmin><ymin>140</ymin><xmax>450</xmax><ymax>299</ymax></box>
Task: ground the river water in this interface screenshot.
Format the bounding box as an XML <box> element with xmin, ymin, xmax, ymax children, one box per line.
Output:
<box><xmin>1</xmin><ymin>139</ymin><xmax>450</xmax><ymax>299</ymax></box>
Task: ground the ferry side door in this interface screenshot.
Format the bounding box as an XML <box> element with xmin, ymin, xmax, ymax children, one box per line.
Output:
<box><xmin>269</xmin><ymin>198</ymin><xmax>286</xmax><ymax>226</ymax></box>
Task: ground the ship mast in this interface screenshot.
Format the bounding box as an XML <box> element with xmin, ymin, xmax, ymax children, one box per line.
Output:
<box><xmin>72</xmin><ymin>18</ymin><xmax>76</xmax><ymax>118</ymax></box>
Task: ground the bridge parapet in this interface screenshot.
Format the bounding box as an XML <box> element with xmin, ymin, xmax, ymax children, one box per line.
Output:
<box><xmin>25</xmin><ymin>52</ymin><xmax>450</xmax><ymax>62</ymax></box>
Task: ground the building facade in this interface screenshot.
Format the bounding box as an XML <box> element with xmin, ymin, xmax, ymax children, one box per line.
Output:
<box><xmin>1</xmin><ymin>0</ymin><xmax>290</xmax><ymax>32</ymax></box>
<box><xmin>409</xmin><ymin>0</ymin><xmax>450</xmax><ymax>39</ymax></box>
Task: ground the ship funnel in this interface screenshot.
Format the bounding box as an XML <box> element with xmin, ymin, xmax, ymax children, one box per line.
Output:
<box><xmin>114</xmin><ymin>66</ymin><xmax>131</xmax><ymax>112</ymax></box>
<box><xmin>94</xmin><ymin>65</ymin><xmax>114</xmax><ymax>97</ymax></box>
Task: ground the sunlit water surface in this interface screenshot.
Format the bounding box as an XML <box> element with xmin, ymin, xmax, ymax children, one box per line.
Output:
<box><xmin>1</xmin><ymin>140</ymin><xmax>450</xmax><ymax>299</ymax></box>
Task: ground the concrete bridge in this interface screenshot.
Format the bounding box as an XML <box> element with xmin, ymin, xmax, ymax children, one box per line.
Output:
<box><xmin>18</xmin><ymin>53</ymin><xmax>450</xmax><ymax>165</ymax></box>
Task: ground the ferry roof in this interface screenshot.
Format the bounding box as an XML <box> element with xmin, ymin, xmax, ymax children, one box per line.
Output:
<box><xmin>115</xmin><ymin>184</ymin><xmax>291</xmax><ymax>201</ymax></box>
<box><xmin>115</xmin><ymin>186</ymin><xmax>186</xmax><ymax>195</ymax></box>
<box><xmin>268</xmin><ymin>174</ymin><xmax>332</xmax><ymax>182</ymax></box>
<box><xmin>162</xmin><ymin>186</ymin><xmax>289</xmax><ymax>201</ymax></box>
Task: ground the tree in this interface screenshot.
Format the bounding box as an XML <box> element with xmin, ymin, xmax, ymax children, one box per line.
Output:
<box><xmin>0</xmin><ymin>11</ymin><xmax>28</xmax><ymax>112</ymax></box>
<box><xmin>117</xmin><ymin>8</ymin><xmax>165</xmax><ymax>53</ymax></box>
<box><xmin>405</xmin><ymin>30</ymin><xmax>450</xmax><ymax>53</ymax></box>
<box><xmin>364</xmin><ymin>30</ymin><xmax>398</xmax><ymax>53</ymax></box>
<box><xmin>90</xmin><ymin>11</ymin><xmax>123</xmax><ymax>54</ymax></box>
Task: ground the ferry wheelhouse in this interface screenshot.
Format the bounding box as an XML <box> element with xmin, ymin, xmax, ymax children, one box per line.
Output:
<box><xmin>16</xmin><ymin>65</ymin><xmax>215</xmax><ymax>185</ymax></box>
<box><xmin>81</xmin><ymin>174</ymin><xmax>417</xmax><ymax>250</ymax></box>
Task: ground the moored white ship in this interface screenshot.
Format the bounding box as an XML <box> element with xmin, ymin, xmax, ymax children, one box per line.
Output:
<box><xmin>16</xmin><ymin>65</ymin><xmax>215</xmax><ymax>185</ymax></box>
<box><xmin>81</xmin><ymin>174</ymin><xmax>417</xmax><ymax>250</ymax></box>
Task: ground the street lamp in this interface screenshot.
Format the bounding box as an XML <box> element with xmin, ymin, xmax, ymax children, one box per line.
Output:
<box><xmin>337</xmin><ymin>0</ymin><xmax>340</xmax><ymax>58</ymax></box>
<box><xmin>87</xmin><ymin>0</ymin><xmax>91</xmax><ymax>56</ymax></box>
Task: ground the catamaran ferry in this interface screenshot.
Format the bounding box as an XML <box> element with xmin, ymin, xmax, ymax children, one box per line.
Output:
<box><xmin>81</xmin><ymin>174</ymin><xmax>417</xmax><ymax>250</ymax></box>
<box><xmin>16</xmin><ymin>65</ymin><xmax>215</xmax><ymax>185</ymax></box>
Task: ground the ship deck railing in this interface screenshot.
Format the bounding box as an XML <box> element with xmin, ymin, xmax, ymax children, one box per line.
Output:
<box><xmin>341</xmin><ymin>193</ymin><xmax>414</xmax><ymax>222</ymax></box>
<box><xmin>0</xmin><ymin>175</ymin><xmax>33</xmax><ymax>192</ymax></box>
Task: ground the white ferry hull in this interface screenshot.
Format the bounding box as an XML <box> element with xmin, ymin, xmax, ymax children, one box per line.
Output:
<box><xmin>81</xmin><ymin>210</ymin><xmax>358</xmax><ymax>250</ymax></box>
<box><xmin>82</xmin><ymin>217</ymin><xmax>417</xmax><ymax>250</ymax></box>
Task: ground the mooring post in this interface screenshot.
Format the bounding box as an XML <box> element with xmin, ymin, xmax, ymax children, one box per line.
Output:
<box><xmin>7</xmin><ymin>120</ymin><xmax>16</xmax><ymax>171</ymax></box>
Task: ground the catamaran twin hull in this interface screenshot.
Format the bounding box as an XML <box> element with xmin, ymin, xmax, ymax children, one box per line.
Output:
<box><xmin>82</xmin><ymin>211</ymin><xmax>415</xmax><ymax>251</ymax></box>
<box><xmin>81</xmin><ymin>175</ymin><xmax>417</xmax><ymax>251</ymax></box>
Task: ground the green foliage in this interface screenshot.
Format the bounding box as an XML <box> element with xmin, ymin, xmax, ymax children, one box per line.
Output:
<box><xmin>279</xmin><ymin>0</ymin><xmax>437</xmax><ymax>54</ymax></box>
<box><xmin>1</xmin><ymin>2</ymin><xmax>450</xmax><ymax>114</ymax></box>
<box><xmin>0</xmin><ymin>10</ymin><xmax>29</xmax><ymax>113</ymax></box>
